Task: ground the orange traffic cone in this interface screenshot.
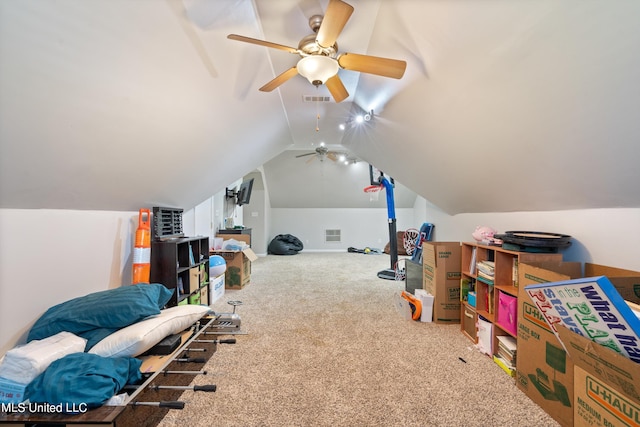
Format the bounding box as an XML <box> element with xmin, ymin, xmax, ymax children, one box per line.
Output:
<box><xmin>132</xmin><ymin>209</ymin><xmax>151</xmax><ymax>284</ymax></box>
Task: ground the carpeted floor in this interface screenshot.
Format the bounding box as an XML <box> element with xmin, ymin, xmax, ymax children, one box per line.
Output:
<box><xmin>158</xmin><ymin>252</ymin><xmax>560</xmax><ymax>427</ymax></box>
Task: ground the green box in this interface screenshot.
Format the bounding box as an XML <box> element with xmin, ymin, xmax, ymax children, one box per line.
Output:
<box><xmin>188</xmin><ymin>290</ymin><xmax>201</xmax><ymax>305</ymax></box>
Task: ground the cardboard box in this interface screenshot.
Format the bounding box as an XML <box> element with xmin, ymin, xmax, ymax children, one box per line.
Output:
<box><xmin>188</xmin><ymin>267</ymin><xmax>200</xmax><ymax>294</ymax></box>
<box><xmin>199</xmin><ymin>282</ymin><xmax>209</xmax><ymax>305</ymax></box>
<box><xmin>209</xmin><ymin>274</ymin><xmax>225</xmax><ymax>305</ymax></box>
<box><xmin>556</xmin><ymin>295</ymin><xmax>640</xmax><ymax>427</ymax></box>
<box><xmin>210</xmin><ymin>248</ymin><xmax>258</xmax><ymax>289</ymax></box>
<box><xmin>516</xmin><ymin>261</ymin><xmax>582</xmax><ymax>427</ymax></box>
<box><xmin>461</xmin><ymin>304</ymin><xmax>477</xmax><ymax>341</ymax></box>
<box><xmin>216</xmin><ymin>233</ymin><xmax>251</xmax><ymax>247</ymax></box>
<box><xmin>516</xmin><ymin>261</ymin><xmax>640</xmax><ymax>427</ymax></box>
<box><xmin>422</xmin><ymin>242</ymin><xmax>461</xmax><ymax>323</ymax></box>
<box><xmin>585</xmin><ymin>263</ymin><xmax>640</xmax><ymax>302</ymax></box>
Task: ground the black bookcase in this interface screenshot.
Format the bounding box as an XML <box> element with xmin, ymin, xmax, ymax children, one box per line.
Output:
<box><xmin>150</xmin><ymin>236</ymin><xmax>210</xmax><ymax>306</ymax></box>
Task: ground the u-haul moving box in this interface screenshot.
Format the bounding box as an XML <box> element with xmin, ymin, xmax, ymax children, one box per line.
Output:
<box><xmin>517</xmin><ymin>261</ymin><xmax>582</xmax><ymax>427</ymax></box>
<box><xmin>422</xmin><ymin>242</ymin><xmax>461</xmax><ymax>324</ymax></box>
<box><xmin>553</xmin><ymin>273</ymin><xmax>640</xmax><ymax>427</ymax></box>
<box><xmin>518</xmin><ymin>262</ymin><xmax>640</xmax><ymax>427</ymax></box>
<box><xmin>561</xmin><ymin>325</ymin><xmax>640</xmax><ymax>427</ymax></box>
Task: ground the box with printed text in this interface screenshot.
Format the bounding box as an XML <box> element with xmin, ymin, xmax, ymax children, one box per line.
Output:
<box><xmin>422</xmin><ymin>242</ymin><xmax>461</xmax><ymax>323</ymax></box>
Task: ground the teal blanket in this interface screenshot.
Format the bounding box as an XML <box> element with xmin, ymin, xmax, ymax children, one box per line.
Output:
<box><xmin>27</xmin><ymin>284</ymin><xmax>174</xmax><ymax>350</ymax></box>
<box><xmin>26</xmin><ymin>353</ymin><xmax>142</xmax><ymax>410</ymax></box>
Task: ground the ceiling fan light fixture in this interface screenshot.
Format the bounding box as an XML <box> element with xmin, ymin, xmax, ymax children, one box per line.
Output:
<box><xmin>297</xmin><ymin>55</ymin><xmax>339</xmax><ymax>86</ymax></box>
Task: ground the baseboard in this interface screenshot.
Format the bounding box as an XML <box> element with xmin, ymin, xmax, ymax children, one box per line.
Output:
<box><xmin>299</xmin><ymin>249</ymin><xmax>348</xmax><ymax>253</ymax></box>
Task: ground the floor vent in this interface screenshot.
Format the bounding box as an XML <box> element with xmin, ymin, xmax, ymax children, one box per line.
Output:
<box><xmin>303</xmin><ymin>95</ymin><xmax>331</xmax><ymax>103</ymax></box>
<box><xmin>325</xmin><ymin>229</ymin><xmax>341</xmax><ymax>243</ymax></box>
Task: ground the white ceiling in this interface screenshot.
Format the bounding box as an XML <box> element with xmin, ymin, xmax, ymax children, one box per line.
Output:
<box><xmin>1</xmin><ymin>0</ymin><xmax>639</xmax><ymax>214</ymax></box>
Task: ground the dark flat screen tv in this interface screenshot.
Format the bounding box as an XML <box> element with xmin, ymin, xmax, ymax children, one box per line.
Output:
<box><xmin>237</xmin><ymin>178</ymin><xmax>254</xmax><ymax>206</ymax></box>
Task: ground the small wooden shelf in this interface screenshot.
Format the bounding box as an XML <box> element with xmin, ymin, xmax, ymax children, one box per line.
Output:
<box><xmin>459</xmin><ymin>242</ymin><xmax>562</xmax><ymax>376</ymax></box>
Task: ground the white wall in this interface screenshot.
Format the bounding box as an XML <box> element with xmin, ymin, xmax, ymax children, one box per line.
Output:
<box><xmin>412</xmin><ymin>196</ymin><xmax>640</xmax><ymax>271</ymax></box>
<box><xmin>270</xmin><ymin>208</ymin><xmax>416</xmax><ymax>252</ymax></box>
<box><xmin>242</xmin><ymin>189</ymin><xmax>267</xmax><ymax>254</ymax></box>
<box><xmin>2</xmin><ymin>204</ymin><xmax>639</xmax><ymax>355</ymax></box>
<box><xmin>0</xmin><ymin>209</ymin><xmax>138</xmax><ymax>355</ymax></box>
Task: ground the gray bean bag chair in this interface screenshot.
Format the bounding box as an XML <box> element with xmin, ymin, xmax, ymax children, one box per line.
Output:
<box><xmin>268</xmin><ymin>234</ymin><xmax>304</xmax><ymax>255</ymax></box>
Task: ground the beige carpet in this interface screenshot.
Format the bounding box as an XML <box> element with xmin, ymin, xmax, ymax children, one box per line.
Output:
<box><xmin>158</xmin><ymin>252</ymin><xmax>560</xmax><ymax>427</ymax></box>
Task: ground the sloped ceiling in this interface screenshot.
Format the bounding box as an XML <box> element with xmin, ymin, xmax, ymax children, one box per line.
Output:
<box><xmin>1</xmin><ymin>0</ymin><xmax>639</xmax><ymax>214</ymax></box>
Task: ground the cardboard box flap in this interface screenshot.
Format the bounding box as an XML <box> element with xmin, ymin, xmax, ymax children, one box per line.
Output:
<box><xmin>242</xmin><ymin>247</ymin><xmax>258</xmax><ymax>262</ymax></box>
<box><xmin>609</xmin><ymin>277</ymin><xmax>640</xmax><ymax>304</ymax></box>
<box><xmin>585</xmin><ymin>263</ymin><xmax>640</xmax><ymax>278</ymax></box>
<box><xmin>556</xmin><ymin>325</ymin><xmax>640</xmax><ymax>405</ymax></box>
<box><xmin>520</xmin><ymin>261</ymin><xmax>582</xmax><ymax>282</ymax></box>
<box><xmin>211</xmin><ymin>247</ymin><xmax>257</xmax><ymax>261</ymax></box>
<box><xmin>217</xmin><ymin>233</ymin><xmax>251</xmax><ymax>246</ymax></box>
<box><xmin>423</xmin><ymin>242</ymin><xmax>460</xmax><ymax>268</ymax></box>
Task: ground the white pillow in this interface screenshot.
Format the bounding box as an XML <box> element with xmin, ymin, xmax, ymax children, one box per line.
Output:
<box><xmin>89</xmin><ymin>305</ymin><xmax>211</xmax><ymax>358</ymax></box>
<box><xmin>0</xmin><ymin>331</ymin><xmax>87</xmax><ymax>384</ymax></box>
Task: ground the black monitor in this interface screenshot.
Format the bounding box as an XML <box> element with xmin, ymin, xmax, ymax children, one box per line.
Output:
<box><xmin>237</xmin><ymin>178</ymin><xmax>254</xmax><ymax>206</ymax></box>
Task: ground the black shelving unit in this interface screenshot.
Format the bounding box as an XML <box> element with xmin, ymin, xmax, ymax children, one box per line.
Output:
<box><xmin>150</xmin><ymin>236</ymin><xmax>210</xmax><ymax>306</ymax></box>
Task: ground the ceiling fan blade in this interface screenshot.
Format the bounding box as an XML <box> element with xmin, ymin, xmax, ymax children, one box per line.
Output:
<box><xmin>259</xmin><ymin>67</ymin><xmax>299</xmax><ymax>92</ymax></box>
<box><xmin>227</xmin><ymin>34</ymin><xmax>299</xmax><ymax>54</ymax></box>
<box><xmin>296</xmin><ymin>152</ymin><xmax>317</xmax><ymax>158</ymax></box>
<box><xmin>327</xmin><ymin>152</ymin><xmax>338</xmax><ymax>162</ymax></box>
<box><xmin>306</xmin><ymin>155</ymin><xmax>317</xmax><ymax>164</ymax></box>
<box><xmin>338</xmin><ymin>52</ymin><xmax>407</xmax><ymax>79</ymax></box>
<box><xmin>316</xmin><ymin>0</ymin><xmax>354</xmax><ymax>48</ymax></box>
<box><xmin>325</xmin><ymin>74</ymin><xmax>349</xmax><ymax>102</ymax></box>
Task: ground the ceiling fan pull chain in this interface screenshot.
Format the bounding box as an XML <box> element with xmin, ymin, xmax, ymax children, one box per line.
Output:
<box><xmin>316</xmin><ymin>95</ymin><xmax>320</xmax><ymax>132</ymax></box>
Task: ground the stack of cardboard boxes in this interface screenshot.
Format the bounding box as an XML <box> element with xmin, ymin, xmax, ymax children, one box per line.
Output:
<box><xmin>517</xmin><ymin>262</ymin><xmax>640</xmax><ymax>427</ymax></box>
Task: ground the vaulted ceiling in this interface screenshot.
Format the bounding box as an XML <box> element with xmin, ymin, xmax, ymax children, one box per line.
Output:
<box><xmin>1</xmin><ymin>0</ymin><xmax>639</xmax><ymax>214</ymax></box>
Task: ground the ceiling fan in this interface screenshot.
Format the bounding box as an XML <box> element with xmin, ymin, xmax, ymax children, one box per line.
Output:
<box><xmin>227</xmin><ymin>0</ymin><xmax>407</xmax><ymax>102</ymax></box>
<box><xmin>295</xmin><ymin>146</ymin><xmax>343</xmax><ymax>163</ymax></box>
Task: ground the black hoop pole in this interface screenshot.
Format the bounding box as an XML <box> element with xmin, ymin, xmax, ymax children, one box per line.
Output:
<box><xmin>389</xmin><ymin>218</ymin><xmax>398</xmax><ymax>270</ymax></box>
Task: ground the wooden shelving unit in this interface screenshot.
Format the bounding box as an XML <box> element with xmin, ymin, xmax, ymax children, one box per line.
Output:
<box><xmin>460</xmin><ymin>242</ymin><xmax>562</xmax><ymax>368</ymax></box>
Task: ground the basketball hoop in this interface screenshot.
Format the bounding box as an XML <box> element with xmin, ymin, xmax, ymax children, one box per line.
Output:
<box><xmin>403</xmin><ymin>228</ymin><xmax>420</xmax><ymax>255</ymax></box>
<box><xmin>364</xmin><ymin>184</ymin><xmax>383</xmax><ymax>202</ymax></box>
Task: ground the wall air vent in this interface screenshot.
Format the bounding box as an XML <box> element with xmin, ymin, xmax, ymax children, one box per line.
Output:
<box><xmin>325</xmin><ymin>229</ymin><xmax>341</xmax><ymax>243</ymax></box>
<box><xmin>303</xmin><ymin>95</ymin><xmax>331</xmax><ymax>103</ymax></box>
